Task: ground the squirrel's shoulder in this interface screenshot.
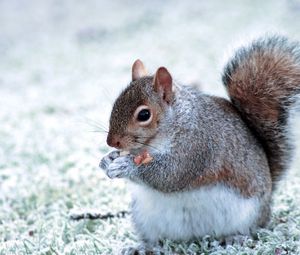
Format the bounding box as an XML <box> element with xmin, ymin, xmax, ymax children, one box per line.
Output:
<box><xmin>174</xmin><ymin>84</ymin><xmax>238</xmax><ymax>117</ymax></box>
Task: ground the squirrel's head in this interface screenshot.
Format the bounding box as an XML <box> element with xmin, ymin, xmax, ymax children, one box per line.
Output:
<box><xmin>106</xmin><ymin>59</ymin><xmax>174</xmax><ymax>151</ymax></box>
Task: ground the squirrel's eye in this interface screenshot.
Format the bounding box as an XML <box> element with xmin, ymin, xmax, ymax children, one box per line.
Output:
<box><xmin>137</xmin><ymin>109</ymin><xmax>151</xmax><ymax>122</ymax></box>
<box><xmin>134</xmin><ymin>105</ymin><xmax>153</xmax><ymax>126</ymax></box>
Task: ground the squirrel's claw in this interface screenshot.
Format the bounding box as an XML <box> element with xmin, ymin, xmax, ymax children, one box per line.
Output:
<box><xmin>106</xmin><ymin>156</ymin><xmax>134</xmax><ymax>179</ymax></box>
<box><xmin>99</xmin><ymin>150</ymin><xmax>120</xmax><ymax>170</ymax></box>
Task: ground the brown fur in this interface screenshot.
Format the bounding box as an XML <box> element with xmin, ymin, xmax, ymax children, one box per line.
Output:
<box><xmin>191</xmin><ymin>165</ymin><xmax>271</xmax><ymax>198</ymax></box>
<box><xmin>223</xmin><ymin>36</ymin><xmax>300</xmax><ymax>186</ymax></box>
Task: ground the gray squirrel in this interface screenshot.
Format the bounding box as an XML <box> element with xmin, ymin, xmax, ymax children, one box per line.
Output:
<box><xmin>100</xmin><ymin>35</ymin><xmax>300</xmax><ymax>253</ymax></box>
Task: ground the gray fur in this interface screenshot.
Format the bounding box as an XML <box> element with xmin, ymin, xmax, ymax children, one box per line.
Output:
<box><xmin>100</xmin><ymin>35</ymin><xmax>300</xmax><ymax>247</ymax></box>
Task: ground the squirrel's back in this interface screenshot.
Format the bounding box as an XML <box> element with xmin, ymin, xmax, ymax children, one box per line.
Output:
<box><xmin>223</xmin><ymin>36</ymin><xmax>300</xmax><ymax>185</ymax></box>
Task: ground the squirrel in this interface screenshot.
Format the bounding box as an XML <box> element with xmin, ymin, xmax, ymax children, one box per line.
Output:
<box><xmin>100</xmin><ymin>35</ymin><xmax>300</xmax><ymax>252</ymax></box>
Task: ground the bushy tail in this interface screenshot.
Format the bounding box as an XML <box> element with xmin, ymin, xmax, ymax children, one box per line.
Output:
<box><xmin>222</xmin><ymin>35</ymin><xmax>300</xmax><ymax>184</ymax></box>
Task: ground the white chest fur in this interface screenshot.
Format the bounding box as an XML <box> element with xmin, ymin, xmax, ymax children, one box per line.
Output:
<box><xmin>129</xmin><ymin>183</ymin><xmax>260</xmax><ymax>242</ymax></box>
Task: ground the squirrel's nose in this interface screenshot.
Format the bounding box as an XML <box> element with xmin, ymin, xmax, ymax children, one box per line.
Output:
<box><xmin>106</xmin><ymin>134</ymin><xmax>122</xmax><ymax>149</ymax></box>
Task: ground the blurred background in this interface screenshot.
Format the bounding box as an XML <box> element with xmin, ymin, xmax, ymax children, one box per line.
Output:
<box><xmin>1</xmin><ymin>0</ymin><xmax>300</xmax><ymax>254</ymax></box>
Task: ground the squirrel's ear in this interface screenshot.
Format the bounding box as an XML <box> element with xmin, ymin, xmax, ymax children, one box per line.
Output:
<box><xmin>153</xmin><ymin>67</ymin><xmax>173</xmax><ymax>104</ymax></box>
<box><xmin>132</xmin><ymin>59</ymin><xmax>148</xmax><ymax>81</ymax></box>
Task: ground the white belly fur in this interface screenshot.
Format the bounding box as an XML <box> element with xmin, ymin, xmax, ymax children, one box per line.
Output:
<box><xmin>129</xmin><ymin>183</ymin><xmax>260</xmax><ymax>242</ymax></box>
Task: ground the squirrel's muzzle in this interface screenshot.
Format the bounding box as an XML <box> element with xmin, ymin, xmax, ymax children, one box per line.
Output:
<box><xmin>106</xmin><ymin>133</ymin><xmax>122</xmax><ymax>149</ymax></box>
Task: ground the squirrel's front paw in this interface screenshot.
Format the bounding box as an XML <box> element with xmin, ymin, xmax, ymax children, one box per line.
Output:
<box><xmin>106</xmin><ymin>156</ymin><xmax>134</xmax><ymax>179</ymax></box>
<box><xmin>99</xmin><ymin>150</ymin><xmax>120</xmax><ymax>170</ymax></box>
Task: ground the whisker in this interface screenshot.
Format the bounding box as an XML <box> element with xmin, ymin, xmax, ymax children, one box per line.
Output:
<box><xmin>136</xmin><ymin>139</ymin><xmax>166</xmax><ymax>149</ymax></box>
<box><xmin>134</xmin><ymin>136</ymin><xmax>166</xmax><ymax>147</ymax></box>
<box><xmin>127</xmin><ymin>132</ymin><xmax>155</xmax><ymax>140</ymax></box>
<box><xmin>134</xmin><ymin>141</ymin><xmax>162</xmax><ymax>153</ymax></box>
<box><xmin>128</xmin><ymin>132</ymin><xmax>167</xmax><ymax>150</ymax></box>
<box><xmin>84</xmin><ymin>118</ymin><xmax>109</xmax><ymax>133</ymax></box>
<box><xmin>90</xmin><ymin>130</ymin><xmax>109</xmax><ymax>134</ymax></box>
<box><xmin>88</xmin><ymin>119</ymin><xmax>108</xmax><ymax>131</ymax></box>
<box><xmin>87</xmin><ymin>123</ymin><xmax>108</xmax><ymax>132</ymax></box>
<box><xmin>102</xmin><ymin>88</ymin><xmax>115</xmax><ymax>105</ymax></box>
<box><xmin>134</xmin><ymin>135</ymin><xmax>153</xmax><ymax>139</ymax></box>
<box><xmin>85</xmin><ymin>117</ymin><xmax>107</xmax><ymax>127</ymax></box>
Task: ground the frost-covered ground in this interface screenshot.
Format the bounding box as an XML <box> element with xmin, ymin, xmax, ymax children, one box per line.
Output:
<box><xmin>1</xmin><ymin>0</ymin><xmax>300</xmax><ymax>254</ymax></box>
